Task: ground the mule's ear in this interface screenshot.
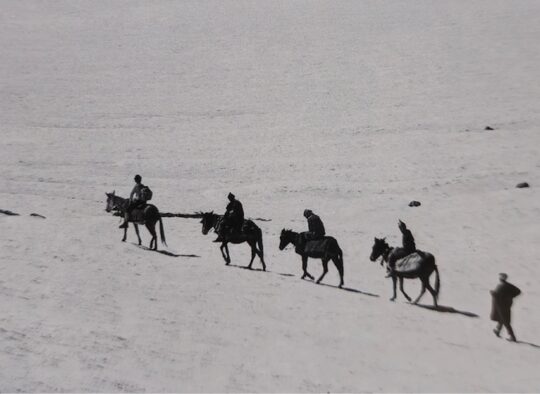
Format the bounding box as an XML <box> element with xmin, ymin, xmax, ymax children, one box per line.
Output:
<box><xmin>112</xmin><ymin>190</ymin><xmax>115</xmax><ymax>195</ymax></box>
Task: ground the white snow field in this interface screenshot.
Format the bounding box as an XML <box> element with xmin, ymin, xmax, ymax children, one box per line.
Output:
<box><xmin>1</xmin><ymin>1</ymin><xmax>540</xmax><ymax>392</ymax></box>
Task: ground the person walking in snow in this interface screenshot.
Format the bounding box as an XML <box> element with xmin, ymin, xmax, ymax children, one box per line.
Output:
<box><xmin>491</xmin><ymin>273</ymin><xmax>521</xmax><ymax>342</ymax></box>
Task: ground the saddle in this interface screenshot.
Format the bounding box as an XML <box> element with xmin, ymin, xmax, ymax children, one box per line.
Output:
<box><xmin>296</xmin><ymin>237</ymin><xmax>331</xmax><ymax>255</ymax></box>
<box><xmin>231</xmin><ymin>221</ymin><xmax>254</xmax><ymax>237</ymax></box>
<box><xmin>129</xmin><ymin>205</ymin><xmax>147</xmax><ymax>223</ymax></box>
<box><xmin>393</xmin><ymin>251</ymin><xmax>426</xmax><ymax>274</ymax></box>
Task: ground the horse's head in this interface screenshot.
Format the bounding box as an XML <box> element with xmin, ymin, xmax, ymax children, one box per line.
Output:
<box><xmin>200</xmin><ymin>211</ymin><xmax>216</xmax><ymax>235</ymax></box>
<box><xmin>105</xmin><ymin>191</ymin><xmax>116</xmax><ymax>213</ymax></box>
<box><xmin>279</xmin><ymin>229</ymin><xmax>294</xmax><ymax>250</ymax></box>
<box><xmin>370</xmin><ymin>237</ymin><xmax>388</xmax><ymax>262</ymax></box>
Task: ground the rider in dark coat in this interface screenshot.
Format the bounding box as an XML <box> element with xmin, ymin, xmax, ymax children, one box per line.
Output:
<box><xmin>119</xmin><ymin>174</ymin><xmax>147</xmax><ymax>228</ymax></box>
<box><xmin>399</xmin><ymin>220</ymin><xmax>416</xmax><ymax>253</ymax></box>
<box><xmin>215</xmin><ymin>193</ymin><xmax>244</xmax><ymax>241</ymax></box>
<box><xmin>305</xmin><ymin>209</ymin><xmax>325</xmax><ymax>239</ymax></box>
<box><xmin>386</xmin><ymin>220</ymin><xmax>417</xmax><ymax>275</ymax></box>
<box><xmin>491</xmin><ymin>273</ymin><xmax>521</xmax><ymax>342</ymax></box>
<box><xmin>297</xmin><ymin>209</ymin><xmax>326</xmax><ymax>252</ymax></box>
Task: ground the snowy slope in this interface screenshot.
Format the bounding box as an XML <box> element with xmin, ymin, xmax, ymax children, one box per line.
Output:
<box><xmin>1</xmin><ymin>1</ymin><xmax>540</xmax><ymax>391</ymax></box>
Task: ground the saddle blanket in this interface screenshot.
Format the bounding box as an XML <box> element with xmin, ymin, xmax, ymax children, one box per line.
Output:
<box><xmin>296</xmin><ymin>238</ymin><xmax>331</xmax><ymax>255</ymax></box>
<box><xmin>130</xmin><ymin>208</ymin><xmax>146</xmax><ymax>223</ymax></box>
<box><xmin>394</xmin><ymin>252</ymin><xmax>425</xmax><ymax>274</ymax></box>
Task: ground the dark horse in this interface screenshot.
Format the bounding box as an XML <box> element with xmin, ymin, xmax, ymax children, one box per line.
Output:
<box><xmin>200</xmin><ymin>211</ymin><xmax>266</xmax><ymax>271</ymax></box>
<box><xmin>279</xmin><ymin>229</ymin><xmax>344</xmax><ymax>288</ymax></box>
<box><xmin>370</xmin><ymin>237</ymin><xmax>440</xmax><ymax>306</ymax></box>
<box><xmin>105</xmin><ymin>191</ymin><xmax>167</xmax><ymax>250</ymax></box>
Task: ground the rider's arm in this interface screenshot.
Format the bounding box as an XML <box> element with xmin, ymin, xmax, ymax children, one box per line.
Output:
<box><xmin>129</xmin><ymin>185</ymin><xmax>137</xmax><ymax>201</ymax></box>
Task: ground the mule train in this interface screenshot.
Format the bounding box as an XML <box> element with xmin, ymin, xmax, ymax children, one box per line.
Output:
<box><xmin>105</xmin><ymin>185</ymin><xmax>441</xmax><ymax>306</ymax></box>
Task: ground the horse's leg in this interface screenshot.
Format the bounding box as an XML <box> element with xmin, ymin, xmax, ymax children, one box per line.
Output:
<box><xmin>247</xmin><ymin>240</ymin><xmax>256</xmax><ymax>269</ymax></box>
<box><xmin>390</xmin><ymin>276</ymin><xmax>397</xmax><ymax>301</ymax></box>
<box><xmin>424</xmin><ymin>279</ymin><xmax>438</xmax><ymax>307</ymax></box>
<box><xmin>316</xmin><ymin>258</ymin><xmax>329</xmax><ymax>284</ymax></box>
<box><xmin>146</xmin><ymin>222</ymin><xmax>157</xmax><ymax>250</ymax></box>
<box><xmin>134</xmin><ymin>223</ymin><xmax>141</xmax><ymax>246</ymax></box>
<box><xmin>332</xmin><ymin>255</ymin><xmax>344</xmax><ymax>288</ymax></box>
<box><xmin>219</xmin><ymin>244</ymin><xmax>228</xmax><ymax>264</ymax></box>
<box><xmin>257</xmin><ymin>248</ymin><xmax>266</xmax><ymax>271</ymax></box>
<box><xmin>256</xmin><ymin>234</ymin><xmax>266</xmax><ymax>271</ymax></box>
<box><xmin>122</xmin><ymin>226</ymin><xmax>127</xmax><ymax>242</ymax></box>
<box><xmin>220</xmin><ymin>243</ymin><xmax>231</xmax><ymax>265</ymax></box>
<box><xmin>413</xmin><ymin>278</ymin><xmax>427</xmax><ymax>304</ymax></box>
<box><xmin>301</xmin><ymin>256</ymin><xmax>314</xmax><ymax>280</ymax></box>
<box><xmin>224</xmin><ymin>243</ymin><xmax>231</xmax><ymax>264</ymax></box>
<box><xmin>399</xmin><ymin>277</ymin><xmax>411</xmax><ymax>302</ymax></box>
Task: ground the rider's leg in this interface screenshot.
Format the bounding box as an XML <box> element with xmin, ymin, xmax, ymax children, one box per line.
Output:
<box><xmin>214</xmin><ymin>222</ymin><xmax>226</xmax><ymax>242</ymax></box>
<box><xmin>119</xmin><ymin>202</ymin><xmax>132</xmax><ymax>229</ymax></box>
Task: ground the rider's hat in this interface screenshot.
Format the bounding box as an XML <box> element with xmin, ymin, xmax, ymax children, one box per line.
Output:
<box><xmin>303</xmin><ymin>209</ymin><xmax>313</xmax><ymax>217</ymax></box>
<box><xmin>228</xmin><ymin>192</ymin><xmax>235</xmax><ymax>199</ymax></box>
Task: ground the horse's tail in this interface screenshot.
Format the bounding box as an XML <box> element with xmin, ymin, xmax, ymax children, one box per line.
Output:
<box><xmin>433</xmin><ymin>259</ymin><xmax>440</xmax><ymax>300</ymax></box>
<box><xmin>159</xmin><ymin>217</ymin><xmax>167</xmax><ymax>246</ymax></box>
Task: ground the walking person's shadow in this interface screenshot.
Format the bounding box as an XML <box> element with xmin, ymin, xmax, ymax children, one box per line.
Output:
<box><xmin>515</xmin><ymin>340</ymin><xmax>540</xmax><ymax>349</ymax></box>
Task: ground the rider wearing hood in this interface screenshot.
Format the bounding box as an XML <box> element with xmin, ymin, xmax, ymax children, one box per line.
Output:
<box><xmin>214</xmin><ymin>192</ymin><xmax>244</xmax><ymax>241</ymax></box>
<box><xmin>386</xmin><ymin>220</ymin><xmax>417</xmax><ymax>275</ymax></box>
<box><xmin>297</xmin><ymin>209</ymin><xmax>326</xmax><ymax>251</ymax></box>
<box><xmin>304</xmin><ymin>209</ymin><xmax>325</xmax><ymax>239</ymax></box>
<box><xmin>399</xmin><ymin>220</ymin><xmax>416</xmax><ymax>254</ymax></box>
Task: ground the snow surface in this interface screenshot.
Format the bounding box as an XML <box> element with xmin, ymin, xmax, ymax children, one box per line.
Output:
<box><xmin>1</xmin><ymin>1</ymin><xmax>540</xmax><ymax>392</ymax></box>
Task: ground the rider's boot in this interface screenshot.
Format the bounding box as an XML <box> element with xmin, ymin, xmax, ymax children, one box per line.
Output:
<box><xmin>213</xmin><ymin>229</ymin><xmax>224</xmax><ymax>242</ymax></box>
<box><xmin>119</xmin><ymin>213</ymin><xmax>129</xmax><ymax>229</ymax></box>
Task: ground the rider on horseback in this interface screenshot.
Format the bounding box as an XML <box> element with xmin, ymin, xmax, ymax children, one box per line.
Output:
<box><xmin>297</xmin><ymin>209</ymin><xmax>326</xmax><ymax>252</ymax></box>
<box><xmin>119</xmin><ymin>174</ymin><xmax>149</xmax><ymax>229</ymax></box>
<box><xmin>214</xmin><ymin>192</ymin><xmax>244</xmax><ymax>242</ymax></box>
<box><xmin>386</xmin><ymin>220</ymin><xmax>417</xmax><ymax>276</ymax></box>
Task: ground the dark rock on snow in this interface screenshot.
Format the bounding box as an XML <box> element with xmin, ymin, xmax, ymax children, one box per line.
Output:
<box><xmin>0</xmin><ymin>209</ymin><xmax>20</xmax><ymax>216</ymax></box>
<box><xmin>30</xmin><ymin>213</ymin><xmax>46</xmax><ymax>219</ymax></box>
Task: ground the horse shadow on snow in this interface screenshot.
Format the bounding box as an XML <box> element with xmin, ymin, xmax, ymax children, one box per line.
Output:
<box><xmin>309</xmin><ymin>280</ymin><xmax>379</xmax><ymax>298</ymax></box>
<box><xmin>133</xmin><ymin>243</ymin><xmax>200</xmax><ymax>258</ymax></box>
<box><xmin>228</xmin><ymin>263</ymin><xmax>295</xmax><ymax>277</ymax></box>
<box><xmin>412</xmin><ymin>303</ymin><xmax>479</xmax><ymax>318</ymax></box>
